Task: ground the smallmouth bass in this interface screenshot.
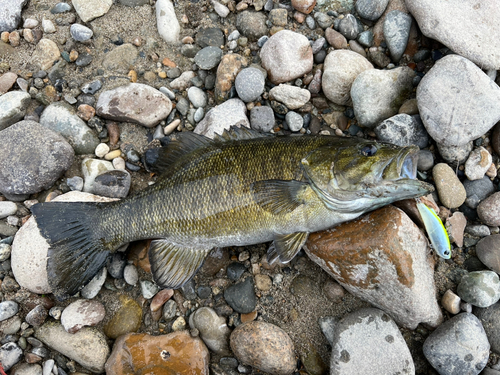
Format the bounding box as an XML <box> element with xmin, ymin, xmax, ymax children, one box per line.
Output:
<box><xmin>32</xmin><ymin>127</ymin><xmax>433</xmax><ymax>300</ymax></box>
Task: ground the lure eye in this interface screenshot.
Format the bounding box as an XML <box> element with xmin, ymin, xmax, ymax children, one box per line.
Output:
<box><xmin>361</xmin><ymin>145</ymin><xmax>377</xmax><ymax>157</ymax></box>
<box><xmin>444</xmin><ymin>250</ymin><xmax>450</xmax><ymax>256</ymax></box>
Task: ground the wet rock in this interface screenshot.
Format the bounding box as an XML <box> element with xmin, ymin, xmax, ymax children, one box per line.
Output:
<box><xmin>250</xmin><ymin>106</ymin><xmax>275</xmax><ymax>132</ymax></box>
<box><xmin>477</xmin><ymin>192</ymin><xmax>500</xmax><ymax>226</ymax></box>
<box><xmin>189</xmin><ymin>307</ymin><xmax>231</xmax><ymax>355</ymax></box>
<box><xmin>0</xmin><ymin>0</ymin><xmax>29</xmax><ymax>32</ymax></box>
<box><xmin>96</xmin><ymin>83</ymin><xmax>172</xmax><ymax>128</ymax></box>
<box><xmin>61</xmin><ymin>299</ymin><xmax>106</xmax><ymax>334</ymax></box>
<box><xmin>457</xmin><ymin>271</ymin><xmax>500</xmax><ymax>308</ymax></box>
<box><xmin>12</xmin><ymin>192</ymin><xmax>116</xmax><ymax>295</ymax></box>
<box><xmin>224</xmin><ymin>277</ymin><xmax>256</xmax><ymax>314</ymax></box>
<box><xmin>230</xmin><ymin>321</ymin><xmax>295</xmax><ymax>375</ymax></box>
<box><xmin>194</xmin><ymin>98</ymin><xmax>249</xmax><ymax>139</ymax></box>
<box><xmin>417</xmin><ymin>55</ymin><xmax>500</xmax><ymax>147</ymax></box>
<box><xmin>374</xmin><ymin>114</ymin><xmax>429</xmax><ymax>148</ymax></box>
<box><xmin>322</xmin><ymin>50</ymin><xmax>372</xmax><ymax>106</ymax></box>
<box><xmin>156</xmin><ymin>0</ymin><xmax>180</xmax><ymax>44</ymax></box>
<box><xmin>39</xmin><ymin>102</ymin><xmax>99</xmax><ymax>154</ymax></box>
<box><xmin>104</xmin><ymin>294</ymin><xmax>142</xmax><ymax>339</ymax></box>
<box><xmin>35</xmin><ymin>321</ymin><xmax>109</xmax><ymax>373</ymax></box>
<box><xmin>476</xmin><ymin>235</ymin><xmax>500</xmax><ymax>274</ymax></box>
<box><xmin>93</xmin><ymin>170</ymin><xmax>131</xmax><ymax>198</ymax></box>
<box><xmin>25</xmin><ymin>305</ymin><xmax>48</xmax><ymax>327</ymax></box>
<box><xmin>235</xmin><ymin>67</ymin><xmax>265</xmax><ymax>103</ymax></box>
<box><xmin>72</xmin><ymin>0</ymin><xmax>112</xmax><ymax>22</ymax></box>
<box><xmin>215</xmin><ymin>54</ymin><xmax>247</xmax><ymax>102</ymax></box>
<box><xmin>105</xmin><ymin>331</ymin><xmax>210</xmax><ymax>374</ymax></box>
<box><xmin>0</xmin><ymin>342</ymin><xmax>23</xmax><ymax>371</ymax></box>
<box><xmin>0</xmin><ymin>91</ymin><xmax>31</xmax><ymax>130</ymax></box>
<box><xmin>330</xmin><ymin>308</ymin><xmax>414</xmax><ymax>375</ymax></box>
<box><xmin>0</xmin><ymin>121</ymin><xmax>73</xmax><ymax>196</ymax></box>
<box><xmin>432</xmin><ymin>163</ymin><xmax>467</xmax><ymax>208</ymax></box>
<box><xmin>304</xmin><ymin>206</ymin><xmax>443</xmax><ymax>329</ymax></box>
<box><xmin>236</xmin><ymin>11</ymin><xmax>267</xmax><ymax>41</ymax></box>
<box><xmin>260</xmin><ymin>30</ymin><xmax>313</xmax><ymax>84</ymax></box>
<box><xmin>423</xmin><ymin>313</ymin><xmax>489</xmax><ymax>375</ymax></box>
<box><xmin>351</xmin><ymin>67</ymin><xmax>414</xmax><ymax>128</ymax></box>
<box><xmin>356</xmin><ymin>0</ymin><xmax>389</xmax><ymax>21</ymax></box>
<box><xmin>383</xmin><ymin>10</ymin><xmax>411</xmax><ymax>62</ymax></box>
<box><xmin>474</xmin><ymin>302</ymin><xmax>500</xmax><ymax>354</ymax></box>
<box><xmin>406</xmin><ymin>0</ymin><xmax>500</xmax><ymax>70</ymax></box>
<box><xmin>269</xmin><ymin>84</ymin><xmax>311</xmax><ymax>110</ymax></box>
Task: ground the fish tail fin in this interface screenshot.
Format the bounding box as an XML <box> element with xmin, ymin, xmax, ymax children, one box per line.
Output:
<box><xmin>31</xmin><ymin>202</ymin><xmax>112</xmax><ymax>300</ymax></box>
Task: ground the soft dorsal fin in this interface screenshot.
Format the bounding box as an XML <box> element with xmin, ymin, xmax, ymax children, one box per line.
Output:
<box><xmin>149</xmin><ymin>239</ymin><xmax>212</xmax><ymax>289</ymax></box>
<box><xmin>252</xmin><ymin>179</ymin><xmax>309</xmax><ymax>215</ymax></box>
<box><xmin>212</xmin><ymin>125</ymin><xmax>273</xmax><ymax>142</ymax></box>
<box><xmin>268</xmin><ymin>232</ymin><xmax>309</xmax><ymax>264</ymax></box>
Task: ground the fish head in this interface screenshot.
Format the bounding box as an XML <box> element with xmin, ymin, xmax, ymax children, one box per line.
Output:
<box><xmin>301</xmin><ymin>140</ymin><xmax>434</xmax><ymax>213</ymax></box>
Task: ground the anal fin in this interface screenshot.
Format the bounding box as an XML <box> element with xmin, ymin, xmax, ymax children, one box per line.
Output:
<box><xmin>252</xmin><ymin>180</ymin><xmax>309</xmax><ymax>215</ymax></box>
<box><xmin>149</xmin><ymin>239</ymin><xmax>211</xmax><ymax>289</ymax></box>
<box><xmin>268</xmin><ymin>232</ymin><xmax>309</xmax><ymax>265</ymax></box>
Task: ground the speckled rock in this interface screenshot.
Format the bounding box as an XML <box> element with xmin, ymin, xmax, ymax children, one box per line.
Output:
<box><xmin>189</xmin><ymin>307</ymin><xmax>231</xmax><ymax>355</ymax></box>
<box><xmin>156</xmin><ymin>0</ymin><xmax>180</xmax><ymax>44</ymax></box>
<box><xmin>476</xmin><ymin>235</ymin><xmax>500</xmax><ymax>274</ymax></box>
<box><xmin>260</xmin><ymin>30</ymin><xmax>313</xmax><ymax>84</ymax></box>
<box><xmin>0</xmin><ymin>301</ymin><xmax>18</xmax><ymax>322</ymax></box>
<box><xmin>96</xmin><ymin>83</ymin><xmax>172</xmax><ymax>128</ymax></box>
<box><xmin>269</xmin><ymin>84</ymin><xmax>311</xmax><ymax>110</ymax></box>
<box><xmin>35</xmin><ymin>321</ymin><xmax>109</xmax><ymax>373</ymax></box>
<box><xmin>351</xmin><ymin>67</ymin><xmax>414</xmax><ymax>128</ymax></box>
<box><xmin>304</xmin><ymin>205</ymin><xmax>443</xmax><ymax>329</ymax></box>
<box><xmin>465</xmin><ymin>147</ymin><xmax>492</xmax><ymax>181</ymax></box>
<box><xmin>0</xmin><ymin>0</ymin><xmax>29</xmax><ymax>32</ymax></box>
<box><xmin>355</xmin><ymin>0</ymin><xmax>389</xmax><ymax>21</ymax></box>
<box><xmin>474</xmin><ymin>302</ymin><xmax>500</xmax><ymax>354</ymax></box>
<box><xmin>374</xmin><ymin>114</ymin><xmax>429</xmax><ymax>148</ymax></box>
<box><xmin>250</xmin><ymin>106</ymin><xmax>275</xmax><ymax>132</ymax></box>
<box><xmin>81</xmin><ymin>158</ymin><xmax>114</xmax><ymax>193</ymax></box>
<box><xmin>194</xmin><ymin>98</ymin><xmax>249</xmax><ymax>139</ymax></box>
<box><xmin>0</xmin><ymin>121</ymin><xmax>74</xmax><ymax>196</ymax></box>
<box><xmin>437</xmin><ymin>141</ymin><xmax>473</xmax><ymax>164</ymax></box>
<box><xmin>0</xmin><ymin>91</ymin><xmax>31</xmax><ymax>131</ymax></box>
<box><xmin>0</xmin><ymin>342</ymin><xmax>23</xmax><ymax>371</ymax></box>
<box><xmin>32</xmin><ymin>38</ymin><xmax>61</xmax><ymax>71</ymax></box>
<box><xmin>330</xmin><ymin>308</ymin><xmax>414</xmax><ymax>375</ymax></box>
<box><xmin>214</xmin><ymin>53</ymin><xmax>248</xmax><ymax>102</ymax></box>
<box><xmin>102</xmin><ymin>44</ymin><xmax>138</xmax><ymax>74</ymax></box>
<box><xmin>417</xmin><ymin>55</ymin><xmax>500</xmax><ymax>147</ymax></box>
<box><xmin>72</xmin><ymin>0</ymin><xmax>112</xmax><ymax>22</ymax></box>
<box><xmin>236</xmin><ymin>11</ymin><xmax>267</xmax><ymax>41</ymax></box>
<box><xmin>457</xmin><ymin>271</ymin><xmax>500</xmax><ymax>308</ymax></box>
<box><xmin>432</xmin><ymin>163</ymin><xmax>467</xmax><ymax>208</ymax></box>
<box><xmin>105</xmin><ymin>331</ymin><xmax>210</xmax><ymax>374</ymax></box>
<box><xmin>423</xmin><ymin>313</ymin><xmax>489</xmax><ymax>375</ymax></box>
<box><xmin>230</xmin><ymin>321</ymin><xmax>296</xmax><ymax>375</ymax></box>
<box><xmin>383</xmin><ymin>10</ymin><xmax>411</xmax><ymax>62</ymax></box>
<box><xmin>235</xmin><ymin>67</ymin><xmax>265</xmax><ymax>103</ymax></box>
<box><xmin>61</xmin><ymin>299</ymin><xmax>106</xmax><ymax>334</ymax></box>
<box><xmin>321</xmin><ymin>50</ymin><xmax>373</xmax><ymax>106</ymax></box>
<box><xmin>224</xmin><ymin>277</ymin><xmax>256</xmax><ymax>314</ymax></box>
<box><xmin>477</xmin><ymin>192</ymin><xmax>500</xmax><ymax>226</ymax></box>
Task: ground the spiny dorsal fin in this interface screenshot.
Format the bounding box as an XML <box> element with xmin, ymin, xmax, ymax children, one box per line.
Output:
<box><xmin>212</xmin><ymin>125</ymin><xmax>273</xmax><ymax>142</ymax></box>
<box><xmin>149</xmin><ymin>239</ymin><xmax>211</xmax><ymax>289</ymax></box>
<box><xmin>252</xmin><ymin>179</ymin><xmax>309</xmax><ymax>215</ymax></box>
<box><xmin>268</xmin><ymin>232</ymin><xmax>309</xmax><ymax>264</ymax></box>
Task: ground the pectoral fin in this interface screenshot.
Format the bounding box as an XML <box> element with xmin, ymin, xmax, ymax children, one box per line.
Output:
<box><xmin>268</xmin><ymin>232</ymin><xmax>309</xmax><ymax>264</ymax></box>
<box><xmin>149</xmin><ymin>240</ymin><xmax>211</xmax><ymax>289</ymax></box>
<box><xmin>252</xmin><ymin>180</ymin><xmax>309</xmax><ymax>215</ymax></box>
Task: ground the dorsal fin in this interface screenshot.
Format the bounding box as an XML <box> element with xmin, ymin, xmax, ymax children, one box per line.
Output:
<box><xmin>212</xmin><ymin>125</ymin><xmax>273</xmax><ymax>142</ymax></box>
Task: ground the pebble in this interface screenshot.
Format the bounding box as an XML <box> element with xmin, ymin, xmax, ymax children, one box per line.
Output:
<box><xmin>231</xmin><ymin>321</ymin><xmax>295</xmax><ymax>375</ymax></box>
<box><xmin>227</xmin><ymin>262</ymin><xmax>247</xmax><ymax>281</ymax></box>
<box><xmin>0</xmin><ymin>121</ymin><xmax>74</xmax><ymax>196</ymax></box>
<box><xmin>474</xmin><ymin>302</ymin><xmax>500</xmax><ymax>354</ymax></box>
<box><xmin>170</xmin><ymin>70</ymin><xmax>196</xmax><ymax>90</ymax></box>
<box><xmin>338</xmin><ymin>14</ymin><xmax>360</xmax><ymax>40</ymax></box>
<box><xmin>61</xmin><ymin>299</ymin><xmax>106</xmax><ymax>333</ymax></box>
<box><xmin>224</xmin><ymin>277</ymin><xmax>256</xmax><ymax>314</ymax></box>
<box><xmin>432</xmin><ymin>163</ymin><xmax>467</xmax><ymax>208</ymax></box>
<box><xmin>0</xmin><ymin>243</ymin><xmax>11</xmax><ymax>261</ymax></box>
<box><xmin>194</xmin><ymin>98</ymin><xmax>250</xmax><ymax>139</ymax></box>
<box><xmin>235</xmin><ymin>67</ymin><xmax>265</xmax><ymax>103</ymax></box>
<box><xmin>457</xmin><ymin>271</ymin><xmax>500</xmax><ymax>308</ymax></box>
<box><xmin>260</xmin><ymin>30</ymin><xmax>313</xmax><ymax>84</ymax></box>
<box><xmin>81</xmin><ymin>158</ymin><xmax>114</xmax><ymax>193</ymax></box>
<box><xmin>383</xmin><ymin>10</ymin><xmax>411</xmax><ymax>62</ymax></box>
<box><xmin>214</xmin><ymin>54</ymin><xmax>248</xmax><ymax>101</ymax></box>
<box><xmin>96</xmin><ymin>83</ymin><xmax>172</xmax><ymax>128</ymax></box>
<box><xmin>104</xmin><ymin>294</ymin><xmax>142</xmax><ymax>339</ymax></box>
<box><xmin>0</xmin><ymin>0</ymin><xmax>27</xmax><ymax>32</ymax></box>
<box><xmin>140</xmin><ymin>280</ymin><xmax>159</xmax><ymax>299</ymax></box>
<box><xmin>236</xmin><ymin>11</ymin><xmax>267</xmax><ymax>41</ymax></box>
<box><xmin>322</xmin><ymin>50</ymin><xmax>373</xmax><ymax>106</ymax></box>
<box><xmin>171</xmin><ymin>316</ymin><xmax>186</xmax><ymax>331</ymax></box>
<box><xmin>0</xmin><ymin>72</ymin><xmax>18</xmax><ymax>94</ymax></box>
<box><xmin>356</xmin><ymin>0</ymin><xmax>389</xmax><ymax>21</ymax></box>
<box><xmin>0</xmin><ymin>342</ymin><xmax>23</xmax><ymax>371</ymax></box>
<box><xmin>305</xmin><ymin>205</ymin><xmax>443</xmax><ymax>329</ymax></box>
<box><xmin>35</xmin><ymin>321</ymin><xmax>109</xmax><ymax>372</ymax></box>
<box><xmin>194</xmin><ymin>46</ymin><xmax>223</xmax><ymax>70</ymax></box>
<box><xmin>330</xmin><ymin>308</ymin><xmax>414</xmax><ymax>374</ymax></box>
<box><xmin>25</xmin><ymin>305</ymin><xmax>48</xmax><ymax>327</ymax></box>
<box><xmin>269</xmin><ymin>84</ymin><xmax>311</xmax><ymax>110</ymax></box>
<box><xmin>477</xmin><ymin>192</ymin><xmax>500</xmax><ymax>226</ymax></box>
<box><xmin>70</xmin><ymin>24</ymin><xmax>93</xmax><ymax>41</ymax></box>
<box><xmin>417</xmin><ymin>55</ymin><xmax>500</xmax><ymax>147</ymax></box>
<box><xmin>374</xmin><ymin>114</ymin><xmax>429</xmax><ymax>148</ymax></box>
<box><xmin>187</xmin><ymin>86</ymin><xmax>208</xmax><ymax>108</ymax></box>
<box><xmin>437</xmin><ymin>141</ymin><xmax>473</xmax><ymax>164</ymax></box>
<box><xmin>102</xmin><ymin>44</ymin><xmax>138</xmax><ymax>74</ymax></box>
<box><xmin>51</xmin><ymin>2</ymin><xmax>72</xmax><ymax>13</ymax></box>
<box><xmin>324</xmin><ymin>28</ymin><xmax>347</xmax><ymax>50</ymax></box>
<box><xmin>250</xmin><ymin>106</ymin><xmax>275</xmax><ymax>132</ymax></box>
<box><xmin>357</xmin><ymin>30</ymin><xmax>374</xmax><ymax>48</ymax></box>
<box><xmin>189</xmin><ymin>307</ymin><xmax>231</xmax><ymax>355</ymax></box>
<box><xmin>476</xmin><ymin>235</ymin><xmax>500</xmax><ymax>274</ymax></box>
<box><xmin>105</xmin><ymin>331</ymin><xmax>209</xmax><ymax>373</ymax></box>
<box><xmin>81</xmin><ymin>267</ymin><xmax>107</xmax><ymax>299</ymax></box>
<box><xmin>72</xmin><ymin>0</ymin><xmax>112</xmax><ymax>22</ymax></box>
<box><xmin>442</xmin><ymin>289</ymin><xmax>461</xmax><ymax>314</ymax></box>
<box><xmin>41</xmin><ymin>19</ymin><xmax>56</xmax><ymax>34</ymax></box>
<box><xmin>8</xmin><ymin>31</ymin><xmax>20</xmax><ymax>46</ymax></box>
<box><xmin>123</xmin><ymin>264</ymin><xmax>139</xmax><ymax>286</ymax></box>
<box><xmin>423</xmin><ymin>313</ymin><xmax>489</xmax><ymax>375</ymax></box>
<box><xmin>194</xmin><ymin>107</ymin><xmax>204</xmax><ymax>123</ymax></box>
<box><xmin>314</xmin><ymin>12</ymin><xmax>331</xmax><ymax>29</ymax></box>
<box><xmin>291</xmin><ymin>0</ymin><xmax>315</xmax><ymax>14</ymax></box>
<box><xmin>465</xmin><ymin>147</ymin><xmax>492</xmax><ymax>181</ymax></box>
<box><xmin>406</xmin><ymin>0</ymin><xmax>500</xmax><ymax>70</ymax></box>
<box><xmin>0</xmin><ymin>90</ymin><xmax>31</xmax><ymax>130</ymax></box>
<box><xmin>163</xmin><ymin>299</ymin><xmax>177</xmax><ymax>321</ymax></box>
<box><xmin>254</xmin><ymin>274</ymin><xmax>272</xmax><ymax>291</ymax></box>
<box><xmin>212</xmin><ymin>0</ymin><xmax>230</xmax><ymax>18</ymax></box>
<box><xmin>285</xmin><ymin>111</ymin><xmax>303</xmax><ymax>132</ymax></box>
<box><xmin>32</xmin><ymin>38</ymin><xmax>61</xmax><ymax>70</ymax></box>
<box><xmin>93</xmin><ymin>169</ymin><xmax>131</xmax><ymax>198</ymax></box>
<box><xmin>0</xmin><ymin>201</ymin><xmax>17</xmax><ymax>219</ymax></box>
<box><xmin>95</xmin><ymin>143</ymin><xmax>110</xmax><ymax>158</ymax></box>
<box><xmin>66</xmin><ymin>176</ymin><xmax>83</xmax><ymax>191</ymax></box>
<box><xmin>0</xmin><ymin>301</ymin><xmax>18</xmax><ymax>322</ymax></box>
<box><xmin>42</xmin><ymin>359</ymin><xmax>55</xmax><ymax>375</ymax></box>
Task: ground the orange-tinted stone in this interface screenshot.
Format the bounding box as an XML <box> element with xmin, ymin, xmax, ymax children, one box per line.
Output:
<box><xmin>105</xmin><ymin>331</ymin><xmax>210</xmax><ymax>375</ymax></box>
<box><xmin>291</xmin><ymin>0</ymin><xmax>316</xmax><ymax>14</ymax></box>
<box><xmin>215</xmin><ymin>54</ymin><xmax>248</xmax><ymax>102</ymax></box>
<box><xmin>150</xmin><ymin>289</ymin><xmax>174</xmax><ymax>312</ymax></box>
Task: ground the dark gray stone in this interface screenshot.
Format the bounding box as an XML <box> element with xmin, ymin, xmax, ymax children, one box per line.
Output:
<box><xmin>236</xmin><ymin>11</ymin><xmax>267</xmax><ymax>41</ymax></box>
<box><xmin>227</xmin><ymin>262</ymin><xmax>247</xmax><ymax>281</ymax></box>
<box><xmin>224</xmin><ymin>277</ymin><xmax>256</xmax><ymax>313</ymax></box>
<box><xmin>417</xmin><ymin>149</ymin><xmax>434</xmax><ymax>171</ymax></box>
<box><xmin>474</xmin><ymin>302</ymin><xmax>500</xmax><ymax>354</ymax></box>
<box><xmin>476</xmin><ymin>235</ymin><xmax>500</xmax><ymax>275</ymax></box>
<box><xmin>355</xmin><ymin>0</ymin><xmax>389</xmax><ymax>21</ymax></box>
<box><xmin>93</xmin><ymin>170</ymin><xmax>131</xmax><ymax>198</ymax></box>
<box><xmin>196</xmin><ymin>27</ymin><xmax>225</xmax><ymax>48</ymax></box>
<box><xmin>194</xmin><ymin>46</ymin><xmax>223</xmax><ymax>70</ymax></box>
<box><xmin>463</xmin><ymin>176</ymin><xmax>495</xmax><ymax>209</ymax></box>
<box><xmin>180</xmin><ymin>279</ymin><xmax>197</xmax><ymax>300</ymax></box>
<box><xmin>374</xmin><ymin>114</ymin><xmax>429</xmax><ymax>148</ymax></box>
<box><xmin>357</xmin><ymin>30</ymin><xmax>374</xmax><ymax>47</ymax></box>
<box><xmin>383</xmin><ymin>10</ymin><xmax>412</xmax><ymax>62</ymax></box>
<box><xmin>338</xmin><ymin>14</ymin><xmax>360</xmax><ymax>40</ymax></box>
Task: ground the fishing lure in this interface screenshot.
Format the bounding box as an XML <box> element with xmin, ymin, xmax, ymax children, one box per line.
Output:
<box><xmin>416</xmin><ymin>200</ymin><xmax>451</xmax><ymax>259</ymax></box>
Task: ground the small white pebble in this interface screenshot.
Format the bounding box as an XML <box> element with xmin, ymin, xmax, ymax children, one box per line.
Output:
<box><xmin>95</xmin><ymin>143</ymin><xmax>110</xmax><ymax>158</ymax></box>
<box><xmin>23</xmin><ymin>199</ymin><xmax>38</xmax><ymax>209</ymax></box>
<box><xmin>112</xmin><ymin>157</ymin><xmax>126</xmax><ymax>170</ymax></box>
<box><xmin>164</xmin><ymin>119</ymin><xmax>181</xmax><ymax>135</ymax></box>
<box><xmin>7</xmin><ymin>216</ymin><xmax>20</xmax><ymax>227</ymax></box>
<box><xmin>0</xmin><ymin>201</ymin><xmax>17</xmax><ymax>219</ymax></box>
<box><xmin>23</xmin><ymin>18</ymin><xmax>39</xmax><ymax>29</ymax></box>
<box><xmin>42</xmin><ymin>19</ymin><xmax>56</xmax><ymax>33</ymax></box>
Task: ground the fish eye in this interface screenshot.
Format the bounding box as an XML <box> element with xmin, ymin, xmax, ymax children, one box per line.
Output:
<box><xmin>360</xmin><ymin>145</ymin><xmax>378</xmax><ymax>157</ymax></box>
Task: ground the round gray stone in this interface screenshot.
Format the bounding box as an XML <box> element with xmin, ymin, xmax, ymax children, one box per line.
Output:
<box><xmin>187</xmin><ymin>87</ymin><xmax>208</xmax><ymax>108</ymax></box>
<box><xmin>476</xmin><ymin>235</ymin><xmax>500</xmax><ymax>274</ymax></box>
<box><xmin>235</xmin><ymin>67</ymin><xmax>265</xmax><ymax>103</ymax></box>
<box><xmin>457</xmin><ymin>271</ymin><xmax>500</xmax><ymax>308</ymax></box>
<box><xmin>189</xmin><ymin>307</ymin><xmax>231</xmax><ymax>355</ymax></box>
<box><xmin>285</xmin><ymin>111</ymin><xmax>303</xmax><ymax>132</ymax></box>
<box><xmin>250</xmin><ymin>106</ymin><xmax>275</xmax><ymax>132</ymax></box>
<box><xmin>374</xmin><ymin>114</ymin><xmax>429</xmax><ymax>148</ymax></box>
<box><xmin>355</xmin><ymin>0</ymin><xmax>389</xmax><ymax>21</ymax></box>
<box><xmin>70</xmin><ymin>23</ymin><xmax>93</xmax><ymax>41</ymax></box>
<box><xmin>224</xmin><ymin>277</ymin><xmax>256</xmax><ymax>314</ymax></box>
<box><xmin>194</xmin><ymin>46</ymin><xmax>223</xmax><ymax>70</ymax></box>
<box><xmin>236</xmin><ymin>11</ymin><xmax>267</xmax><ymax>41</ymax></box>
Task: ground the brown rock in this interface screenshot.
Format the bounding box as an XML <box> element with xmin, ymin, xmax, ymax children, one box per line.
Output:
<box><xmin>476</xmin><ymin>234</ymin><xmax>500</xmax><ymax>274</ymax></box>
<box><xmin>254</xmin><ymin>274</ymin><xmax>272</xmax><ymax>291</ymax></box>
<box><xmin>325</xmin><ymin>27</ymin><xmax>348</xmax><ymax>49</ymax></box>
<box><xmin>77</xmin><ymin>104</ymin><xmax>95</xmax><ymax>121</ymax></box>
<box><xmin>104</xmin><ymin>294</ymin><xmax>143</xmax><ymax>339</ymax></box>
<box><xmin>105</xmin><ymin>331</ymin><xmax>210</xmax><ymax>374</ymax></box>
<box><xmin>446</xmin><ymin>211</ymin><xmax>466</xmax><ymax>247</ymax></box>
<box><xmin>432</xmin><ymin>163</ymin><xmax>466</xmax><ymax>208</ymax></box>
<box><xmin>477</xmin><ymin>192</ymin><xmax>500</xmax><ymax>226</ymax></box>
<box><xmin>199</xmin><ymin>247</ymin><xmax>230</xmax><ymax>276</ymax></box>
<box><xmin>32</xmin><ymin>38</ymin><xmax>61</xmax><ymax>70</ymax></box>
<box><xmin>106</xmin><ymin>121</ymin><xmax>120</xmax><ymax>147</ymax></box>
<box><xmin>8</xmin><ymin>31</ymin><xmax>20</xmax><ymax>47</ymax></box>
<box><xmin>291</xmin><ymin>0</ymin><xmax>316</xmax><ymax>14</ymax></box>
<box><xmin>215</xmin><ymin>53</ymin><xmax>248</xmax><ymax>102</ymax></box>
<box><xmin>0</xmin><ymin>72</ymin><xmax>18</xmax><ymax>94</ymax></box>
<box><xmin>150</xmin><ymin>288</ymin><xmax>174</xmax><ymax>312</ymax></box>
<box><xmin>304</xmin><ymin>205</ymin><xmax>443</xmax><ymax>329</ymax></box>
<box><xmin>230</xmin><ymin>321</ymin><xmax>296</xmax><ymax>375</ymax></box>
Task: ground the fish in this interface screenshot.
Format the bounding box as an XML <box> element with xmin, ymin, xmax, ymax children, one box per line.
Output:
<box><xmin>416</xmin><ymin>200</ymin><xmax>451</xmax><ymax>259</ymax></box>
<box><xmin>31</xmin><ymin>126</ymin><xmax>433</xmax><ymax>300</ymax></box>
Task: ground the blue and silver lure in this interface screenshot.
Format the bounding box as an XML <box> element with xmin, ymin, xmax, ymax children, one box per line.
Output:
<box><xmin>416</xmin><ymin>200</ymin><xmax>451</xmax><ymax>259</ymax></box>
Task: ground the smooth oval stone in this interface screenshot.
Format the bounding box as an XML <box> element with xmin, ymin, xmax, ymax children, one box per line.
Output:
<box><xmin>156</xmin><ymin>0</ymin><xmax>180</xmax><ymax>44</ymax></box>
<box><xmin>224</xmin><ymin>277</ymin><xmax>256</xmax><ymax>314</ymax></box>
<box><xmin>194</xmin><ymin>46</ymin><xmax>223</xmax><ymax>70</ymax></box>
<box><xmin>0</xmin><ymin>201</ymin><xmax>17</xmax><ymax>219</ymax></box>
<box><xmin>383</xmin><ymin>10</ymin><xmax>412</xmax><ymax>62</ymax></box>
<box><xmin>269</xmin><ymin>84</ymin><xmax>311</xmax><ymax>110</ymax></box>
<box><xmin>189</xmin><ymin>307</ymin><xmax>231</xmax><ymax>355</ymax></box>
<box><xmin>463</xmin><ymin>176</ymin><xmax>495</xmax><ymax>209</ymax></box>
<box><xmin>250</xmin><ymin>106</ymin><xmax>275</xmax><ymax>133</ymax></box>
<box><xmin>432</xmin><ymin>163</ymin><xmax>466</xmax><ymax>208</ymax></box>
<box><xmin>474</xmin><ymin>302</ymin><xmax>500</xmax><ymax>355</ymax></box>
<box><xmin>477</xmin><ymin>192</ymin><xmax>500</xmax><ymax>226</ymax></box>
<box><xmin>231</xmin><ymin>321</ymin><xmax>296</xmax><ymax>375</ymax></box>
<box><xmin>235</xmin><ymin>67</ymin><xmax>265</xmax><ymax>103</ymax></box>
<box><xmin>457</xmin><ymin>271</ymin><xmax>500</xmax><ymax>308</ymax></box>
<box><xmin>104</xmin><ymin>294</ymin><xmax>143</xmax><ymax>339</ymax></box>
<box><xmin>25</xmin><ymin>305</ymin><xmax>48</xmax><ymax>327</ymax></box>
<box><xmin>70</xmin><ymin>23</ymin><xmax>93</xmax><ymax>41</ymax></box>
<box><xmin>356</xmin><ymin>0</ymin><xmax>389</xmax><ymax>21</ymax></box>
<box><xmin>0</xmin><ymin>301</ymin><xmax>18</xmax><ymax>322</ymax></box>
<box><xmin>0</xmin><ymin>91</ymin><xmax>31</xmax><ymax>130</ymax></box>
<box><xmin>476</xmin><ymin>235</ymin><xmax>500</xmax><ymax>274</ymax></box>
<box><xmin>187</xmin><ymin>86</ymin><xmax>208</xmax><ymax>108</ymax></box>
<box><xmin>61</xmin><ymin>299</ymin><xmax>106</xmax><ymax>333</ymax></box>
